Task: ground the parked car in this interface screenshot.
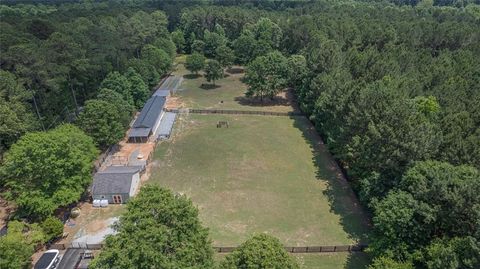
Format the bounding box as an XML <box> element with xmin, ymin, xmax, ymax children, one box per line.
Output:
<box><xmin>34</xmin><ymin>249</ymin><xmax>60</xmax><ymax>269</ymax></box>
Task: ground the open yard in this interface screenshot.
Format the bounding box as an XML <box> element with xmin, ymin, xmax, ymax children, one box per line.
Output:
<box><xmin>171</xmin><ymin>56</ymin><xmax>297</xmax><ymax>113</ymax></box>
<box><xmin>151</xmin><ymin>114</ymin><xmax>369</xmax><ymax>246</ymax></box>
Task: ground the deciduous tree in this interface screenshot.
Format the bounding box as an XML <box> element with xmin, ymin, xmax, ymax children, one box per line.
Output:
<box><xmin>76</xmin><ymin>99</ymin><xmax>125</xmax><ymax>148</ymax></box>
<box><xmin>90</xmin><ymin>185</ymin><xmax>214</xmax><ymax>269</ymax></box>
<box><xmin>204</xmin><ymin>60</ymin><xmax>223</xmax><ymax>86</ymax></box>
<box><xmin>185</xmin><ymin>52</ymin><xmax>206</xmax><ymax>75</ymax></box>
<box><xmin>1</xmin><ymin>124</ymin><xmax>98</xmax><ymax>220</ymax></box>
<box><xmin>220</xmin><ymin>234</ymin><xmax>299</xmax><ymax>269</ymax></box>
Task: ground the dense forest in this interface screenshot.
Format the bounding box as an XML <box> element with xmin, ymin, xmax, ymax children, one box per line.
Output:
<box><xmin>1</xmin><ymin>0</ymin><xmax>479</xmax><ymax>268</ymax></box>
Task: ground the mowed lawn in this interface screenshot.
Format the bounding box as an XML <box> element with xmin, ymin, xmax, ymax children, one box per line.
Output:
<box><xmin>172</xmin><ymin>57</ymin><xmax>296</xmax><ymax>113</ymax></box>
<box><xmin>150</xmin><ymin>114</ymin><xmax>369</xmax><ymax>247</ymax></box>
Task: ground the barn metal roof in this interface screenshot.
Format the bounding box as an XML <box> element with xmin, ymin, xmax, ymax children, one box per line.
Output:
<box><xmin>127</xmin><ymin>127</ymin><xmax>151</xmax><ymax>138</ymax></box>
<box><xmin>132</xmin><ymin>96</ymin><xmax>166</xmax><ymax>129</ymax></box>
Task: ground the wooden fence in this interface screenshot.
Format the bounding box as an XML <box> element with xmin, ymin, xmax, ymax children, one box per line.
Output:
<box><xmin>50</xmin><ymin>243</ymin><xmax>368</xmax><ymax>253</ymax></box>
<box><xmin>165</xmin><ymin>108</ymin><xmax>304</xmax><ymax>117</ymax></box>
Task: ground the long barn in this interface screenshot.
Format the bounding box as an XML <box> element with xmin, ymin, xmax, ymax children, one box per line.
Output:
<box><xmin>127</xmin><ymin>95</ymin><xmax>166</xmax><ymax>143</ymax></box>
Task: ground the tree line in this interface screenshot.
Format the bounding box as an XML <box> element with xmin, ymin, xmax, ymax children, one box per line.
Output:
<box><xmin>1</xmin><ymin>0</ymin><xmax>480</xmax><ymax>268</ymax></box>
<box><xmin>171</xmin><ymin>1</ymin><xmax>480</xmax><ymax>268</ymax></box>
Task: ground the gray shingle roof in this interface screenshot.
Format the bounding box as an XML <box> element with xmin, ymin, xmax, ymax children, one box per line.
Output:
<box><xmin>92</xmin><ymin>166</ymin><xmax>141</xmax><ymax>195</ymax></box>
<box><xmin>132</xmin><ymin>96</ymin><xmax>166</xmax><ymax>129</ymax></box>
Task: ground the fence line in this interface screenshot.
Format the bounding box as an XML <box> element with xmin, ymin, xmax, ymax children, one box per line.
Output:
<box><xmin>50</xmin><ymin>243</ymin><xmax>368</xmax><ymax>253</ymax></box>
<box><xmin>164</xmin><ymin>108</ymin><xmax>304</xmax><ymax>117</ymax></box>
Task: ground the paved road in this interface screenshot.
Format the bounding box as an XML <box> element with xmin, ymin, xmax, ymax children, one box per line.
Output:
<box><xmin>57</xmin><ymin>248</ymin><xmax>81</xmax><ymax>269</ymax></box>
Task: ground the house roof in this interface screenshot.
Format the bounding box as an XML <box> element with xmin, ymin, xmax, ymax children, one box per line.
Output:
<box><xmin>132</xmin><ymin>96</ymin><xmax>166</xmax><ymax>129</ymax></box>
<box><xmin>92</xmin><ymin>166</ymin><xmax>141</xmax><ymax>195</ymax></box>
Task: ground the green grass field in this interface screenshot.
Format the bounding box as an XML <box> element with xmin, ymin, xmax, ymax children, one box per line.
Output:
<box><xmin>151</xmin><ymin>114</ymin><xmax>369</xmax><ymax>246</ymax></box>
<box><xmin>148</xmin><ymin>57</ymin><xmax>370</xmax><ymax>268</ymax></box>
<box><xmin>172</xmin><ymin>58</ymin><xmax>295</xmax><ymax>112</ymax></box>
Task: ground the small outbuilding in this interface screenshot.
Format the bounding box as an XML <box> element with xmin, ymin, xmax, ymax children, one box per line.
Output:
<box><xmin>92</xmin><ymin>166</ymin><xmax>142</xmax><ymax>204</ymax></box>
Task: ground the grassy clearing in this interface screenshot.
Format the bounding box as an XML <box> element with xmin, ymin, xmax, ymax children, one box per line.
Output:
<box><xmin>171</xmin><ymin>57</ymin><xmax>296</xmax><ymax>112</ymax></box>
<box><xmin>151</xmin><ymin>114</ymin><xmax>369</xmax><ymax>247</ymax></box>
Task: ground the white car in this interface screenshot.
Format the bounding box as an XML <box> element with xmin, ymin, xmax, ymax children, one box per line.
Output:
<box><xmin>34</xmin><ymin>249</ymin><xmax>60</xmax><ymax>269</ymax></box>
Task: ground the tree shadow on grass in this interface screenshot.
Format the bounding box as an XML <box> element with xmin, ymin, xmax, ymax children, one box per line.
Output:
<box><xmin>291</xmin><ymin>116</ymin><xmax>371</xmax><ymax>246</ymax></box>
<box><xmin>200</xmin><ymin>83</ymin><xmax>221</xmax><ymax>90</ymax></box>
<box><xmin>226</xmin><ymin>67</ymin><xmax>244</xmax><ymax>74</ymax></box>
<box><xmin>234</xmin><ymin>96</ymin><xmax>290</xmax><ymax>107</ymax></box>
<box><xmin>183</xmin><ymin>73</ymin><xmax>202</xmax><ymax>79</ymax></box>
<box><xmin>345</xmin><ymin>252</ymin><xmax>372</xmax><ymax>269</ymax></box>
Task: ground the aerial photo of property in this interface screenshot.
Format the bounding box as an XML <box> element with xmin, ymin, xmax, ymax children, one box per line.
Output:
<box><xmin>0</xmin><ymin>0</ymin><xmax>479</xmax><ymax>269</ymax></box>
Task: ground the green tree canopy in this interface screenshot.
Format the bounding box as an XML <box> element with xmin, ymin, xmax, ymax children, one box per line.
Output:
<box><xmin>203</xmin><ymin>26</ymin><xmax>227</xmax><ymax>58</ymax></box>
<box><xmin>220</xmin><ymin>234</ymin><xmax>299</xmax><ymax>269</ymax></box>
<box><xmin>1</xmin><ymin>124</ymin><xmax>98</xmax><ymax>220</ymax></box>
<box><xmin>0</xmin><ymin>221</ymin><xmax>46</xmax><ymax>269</ymax></box>
<box><xmin>128</xmin><ymin>58</ymin><xmax>160</xmax><ymax>88</ymax></box>
<box><xmin>90</xmin><ymin>185</ymin><xmax>214</xmax><ymax>269</ymax></box>
<box><xmin>96</xmin><ymin>88</ymin><xmax>134</xmax><ymax>128</ymax></box>
<box><xmin>0</xmin><ymin>70</ymin><xmax>38</xmax><ymax>155</ymax></box>
<box><xmin>41</xmin><ymin>216</ymin><xmax>64</xmax><ymax>242</ymax></box>
<box><xmin>215</xmin><ymin>45</ymin><xmax>235</xmax><ymax>70</ymax></box>
<box><xmin>100</xmin><ymin>71</ymin><xmax>133</xmax><ymax>106</ymax></box>
<box><xmin>204</xmin><ymin>60</ymin><xmax>223</xmax><ymax>86</ymax></box>
<box><xmin>368</xmin><ymin>256</ymin><xmax>413</xmax><ymax>269</ymax></box>
<box><xmin>171</xmin><ymin>29</ymin><xmax>185</xmax><ymax>53</ymax></box>
<box><xmin>371</xmin><ymin>161</ymin><xmax>480</xmax><ymax>258</ymax></box>
<box><xmin>141</xmin><ymin>44</ymin><xmax>172</xmax><ymax>76</ymax></box>
<box><xmin>185</xmin><ymin>52</ymin><xmax>206</xmax><ymax>75</ymax></box>
<box><xmin>244</xmin><ymin>51</ymin><xmax>288</xmax><ymax>101</ymax></box>
<box><xmin>76</xmin><ymin>99</ymin><xmax>125</xmax><ymax>149</ymax></box>
<box><xmin>125</xmin><ymin>67</ymin><xmax>150</xmax><ymax>109</ymax></box>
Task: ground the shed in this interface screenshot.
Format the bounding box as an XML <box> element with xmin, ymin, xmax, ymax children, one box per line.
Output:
<box><xmin>92</xmin><ymin>166</ymin><xmax>142</xmax><ymax>204</ymax></box>
<box><xmin>127</xmin><ymin>95</ymin><xmax>166</xmax><ymax>143</ymax></box>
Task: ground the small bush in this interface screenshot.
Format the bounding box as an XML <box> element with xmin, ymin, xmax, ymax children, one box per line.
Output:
<box><xmin>41</xmin><ymin>217</ymin><xmax>63</xmax><ymax>241</ymax></box>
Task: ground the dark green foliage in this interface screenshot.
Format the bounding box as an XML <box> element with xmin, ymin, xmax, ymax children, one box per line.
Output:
<box><xmin>41</xmin><ymin>216</ymin><xmax>64</xmax><ymax>242</ymax></box>
<box><xmin>0</xmin><ymin>7</ymin><xmax>172</xmax><ymax>132</ymax></box>
<box><xmin>215</xmin><ymin>45</ymin><xmax>235</xmax><ymax>69</ymax></box>
<box><xmin>244</xmin><ymin>51</ymin><xmax>288</xmax><ymax>100</ymax></box>
<box><xmin>128</xmin><ymin>58</ymin><xmax>161</xmax><ymax>88</ymax></box>
<box><xmin>0</xmin><ymin>70</ymin><xmax>38</xmax><ymax>156</ymax></box>
<box><xmin>90</xmin><ymin>185</ymin><xmax>214</xmax><ymax>269</ymax></box>
<box><xmin>171</xmin><ymin>29</ymin><xmax>185</xmax><ymax>53</ymax></box>
<box><xmin>369</xmin><ymin>256</ymin><xmax>414</xmax><ymax>269</ymax></box>
<box><xmin>204</xmin><ymin>60</ymin><xmax>223</xmax><ymax>85</ymax></box>
<box><xmin>203</xmin><ymin>26</ymin><xmax>227</xmax><ymax>58</ymax></box>
<box><xmin>1</xmin><ymin>124</ymin><xmax>98</xmax><ymax>220</ymax></box>
<box><xmin>100</xmin><ymin>72</ymin><xmax>133</xmax><ymax>106</ymax></box>
<box><xmin>185</xmin><ymin>52</ymin><xmax>206</xmax><ymax>75</ymax></box>
<box><xmin>0</xmin><ymin>221</ymin><xmax>46</xmax><ymax>269</ymax></box>
<box><xmin>417</xmin><ymin>237</ymin><xmax>480</xmax><ymax>269</ymax></box>
<box><xmin>371</xmin><ymin>161</ymin><xmax>480</xmax><ymax>259</ymax></box>
<box><xmin>96</xmin><ymin>88</ymin><xmax>134</xmax><ymax>128</ymax></box>
<box><xmin>125</xmin><ymin>67</ymin><xmax>150</xmax><ymax>109</ymax></box>
<box><xmin>76</xmin><ymin>100</ymin><xmax>125</xmax><ymax>149</ymax></box>
<box><xmin>220</xmin><ymin>234</ymin><xmax>299</xmax><ymax>269</ymax></box>
<box><xmin>232</xmin><ymin>17</ymin><xmax>283</xmax><ymax>65</ymax></box>
<box><xmin>141</xmin><ymin>45</ymin><xmax>172</xmax><ymax>79</ymax></box>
